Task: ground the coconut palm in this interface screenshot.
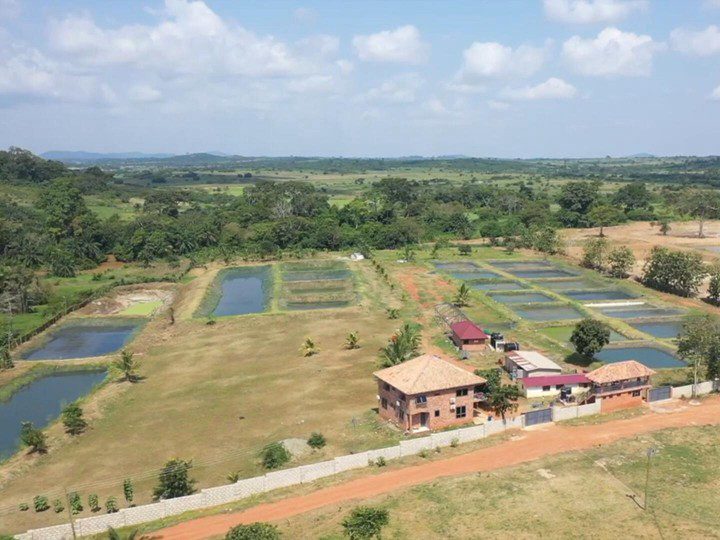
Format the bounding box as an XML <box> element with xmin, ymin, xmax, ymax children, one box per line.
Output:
<box><xmin>345</xmin><ymin>331</ymin><xmax>360</xmax><ymax>350</ymax></box>
<box><xmin>300</xmin><ymin>337</ymin><xmax>319</xmax><ymax>357</ymax></box>
<box><xmin>379</xmin><ymin>323</ymin><xmax>421</xmax><ymax>367</ymax></box>
<box><xmin>454</xmin><ymin>283</ymin><xmax>471</xmax><ymax>307</ymax></box>
<box><xmin>112</xmin><ymin>349</ymin><xmax>141</xmax><ymax>383</ymax></box>
<box><xmin>107</xmin><ymin>526</ymin><xmax>139</xmax><ymax>540</ymax></box>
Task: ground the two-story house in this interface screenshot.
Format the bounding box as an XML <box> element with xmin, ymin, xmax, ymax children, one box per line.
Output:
<box><xmin>374</xmin><ymin>354</ymin><xmax>486</xmax><ymax>432</ymax></box>
<box><xmin>586</xmin><ymin>360</ymin><xmax>656</xmax><ymax>412</ymax></box>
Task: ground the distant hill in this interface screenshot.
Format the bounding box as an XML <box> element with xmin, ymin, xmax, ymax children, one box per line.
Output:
<box><xmin>41</xmin><ymin>151</ymin><xmax>176</xmax><ymax>161</ymax></box>
<box><xmin>625</xmin><ymin>153</ymin><xmax>656</xmax><ymax>158</ymax></box>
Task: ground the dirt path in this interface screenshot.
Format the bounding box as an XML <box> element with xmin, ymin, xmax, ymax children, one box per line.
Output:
<box><xmin>156</xmin><ymin>397</ymin><xmax>720</xmax><ymax>540</ymax></box>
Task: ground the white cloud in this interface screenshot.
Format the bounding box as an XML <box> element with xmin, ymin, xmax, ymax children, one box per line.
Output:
<box><xmin>544</xmin><ymin>0</ymin><xmax>647</xmax><ymax>24</ymax></box>
<box><xmin>361</xmin><ymin>73</ymin><xmax>424</xmax><ymax>103</ymax></box>
<box><xmin>335</xmin><ymin>59</ymin><xmax>354</xmax><ymax>74</ymax></box>
<box><xmin>703</xmin><ymin>0</ymin><xmax>720</xmax><ymax>8</ymax></box>
<box><xmin>562</xmin><ymin>27</ymin><xmax>664</xmax><ymax>76</ymax></box>
<box><xmin>487</xmin><ymin>99</ymin><xmax>510</xmax><ymax>110</ymax></box>
<box><xmin>49</xmin><ymin>0</ymin><xmax>335</xmax><ymax>78</ymax></box>
<box><xmin>503</xmin><ymin>77</ymin><xmax>577</xmax><ymax>100</ymax></box>
<box><xmin>128</xmin><ymin>84</ymin><xmax>162</xmax><ymax>103</ymax></box>
<box><xmin>286</xmin><ymin>75</ymin><xmax>337</xmax><ymax>93</ymax></box>
<box><xmin>711</xmin><ymin>84</ymin><xmax>720</xmax><ymax>100</ymax></box>
<box><xmin>670</xmin><ymin>25</ymin><xmax>720</xmax><ymax>56</ymax></box>
<box><xmin>457</xmin><ymin>41</ymin><xmax>546</xmax><ymax>81</ymax></box>
<box><xmin>0</xmin><ymin>0</ymin><xmax>20</xmax><ymax>19</ymax></box>
<box><xmin>352</xmin><ymin>25</ymin><xmax>427</xmax><ymax>64</ymax></box>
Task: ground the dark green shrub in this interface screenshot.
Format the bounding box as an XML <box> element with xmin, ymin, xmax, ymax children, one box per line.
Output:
<box><xmin>225</xmin><ymin>522</ymin><xmax>281</xmax><ymax>539</ymax></box>
<box><xmin>261</xmin><ymin>442</ymin><xmax>291</xmax><ymax>470</ymax></box>
<box><xmin>307</xmin><ymin>432</ymin><xmax>326</xmax><ymax>449</ymax></box>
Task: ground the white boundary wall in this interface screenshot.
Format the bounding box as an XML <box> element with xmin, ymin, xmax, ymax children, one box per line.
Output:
<box><xmin>17</xmin><ymin>382</ymin><xmax>715</xmax><ymax>539</ymax></box>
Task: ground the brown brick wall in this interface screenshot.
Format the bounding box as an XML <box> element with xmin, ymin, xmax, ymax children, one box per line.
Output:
<box><xmin>377</xmin><ymin>381</ymin><xmax>476</xmax><ymax>431</ymax></box>
<box><xmin>599</xmin><ymin>390</ymin><xmax>644</xmax><ymax>413</ymax></box>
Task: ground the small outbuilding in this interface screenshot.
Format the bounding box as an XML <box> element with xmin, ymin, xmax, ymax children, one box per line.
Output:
<box><xmin>504</xmin><ymin>350</ymin><xmax>562</xmax><ymax>379</ymax></box>
<box><xmin>586</xmin><ymin>360</ymin><xmax>656</xmax><ymax>412</ymax></box>
<box><xmin>449</xmin><ymin>320</ymin><xmax>489</xmax><ymax>352</ymax></box>
<box><xmin>519</xmin><ymin>373</ymin><xmax>591</xmax><ymax>399</ymax></box>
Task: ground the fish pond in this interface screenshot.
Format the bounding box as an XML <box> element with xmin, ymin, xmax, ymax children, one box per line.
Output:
<box><xmin>22</xmin><ymin>319</ymin><xmax>142</xmax><ymax>360</ymax></box>
<box><xmin>470</xmin><ymin>281</ymin><xmax>528</xmax><ymax>291</ymax></box>
<box><xmin>0</xmin><ymin>370</ymin><xmax>106</xmax><ymax>459</ymax></box>
<box><xmin>207</xmin><ymin>266</ymin><xmax>272</xmax><ymax>317</ymax></box>
<box><xmin>510</xmin><ymin>269</ymin><xmax>578</xmax><ymax>279</ymax></box>
<box><xmin>562</xmin><ymin>290</ymin><xmax>638</xmax><ymax>302</ymax></box>
<box><xmin>488</xmin><ymin>260</ymin><xmax>556</xmax><ymax>270</ymax></box>
<box><xmin>489</xmin><ymin>292</ymin><xmax>555</xmax><ymax>304</ymax></box>
<box><xmin>596</xmin><ymin>306</ymin><xmax>684</xmax><ymax>320</ymax></box>
<box><xmin>449</xmin><ymin>271</ymin><xmax>503</xmax><ymax>280</ymax></box>
<box><xmin>595</xmin><ymin>346</ymin><xmax>684</xmax><ymax>369</ymax></box>
<box><xmin>512</xmin><ymin>305</ymin><xmax>584</xmax><ymax>321</ymax></box>
<box><xmin>539</xmin><ymin>279</ymin><xmax>604</xmax><ymax>290</ymax></box>
<box><xmin>629</xmin><ymin>320</ymin><xmax>683</xmax><ymax>339</ymax></box>
<box><xmin>280</xmin><ymin>261</ymin><xmax>354</xmax><ymax>311</ymax></box>
<box><xmin>538</xmin><ymin>325</ymin><xmax>627</xmax><ymax>343</ymax></box>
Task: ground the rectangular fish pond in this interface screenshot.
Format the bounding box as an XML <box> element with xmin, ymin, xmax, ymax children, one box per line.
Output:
<box><xmin>628</xmin><ymin>320</ymin><xmax>683</xmax><ymax>339</ymax></box>
<box><xmin>537</xmin><ymin>279</ymin><xmax>604</xmax><ymax>290</ymax></box>
<box><xmin>280</xmin><ymin>261</ymin><xmax>354</xmax><ymax>311</ymax></box>
<box><xmin>22</xmin><ymin>319</ymin><xmax>143</xmax><ymax>360</ymax></box>
<box><xmin>489</xmin><ymin>260</ymin><xmax>557</xmax><ymax>270</ymax></box>
<box><xmin>489</xmin><ymin>292</ymin><xmax>555</xmax><ymax>304</ymax></box>
<box><xmin>512</xmin><ymin>305</ymin><xmax>585</xmax><ymax>321</ymax></box>
<box><xmin>448</xmin><ymin>271</ymin><xmax>503</xmax><ymax>280</ymax></box>
<box><xmin>510</xmin><ymin>268</ymin><xmax>578</xmax><ymax>279</ymax></box>
<box><xmin>538</xmin><ymin>326</ymin><xmax>627</xmax><ymax>343</ymax></box>
<box><xmin>596</xmin><ymin>305</ymin><xmax>684</xmax><ymax>320</ymax></box>
<box><xmin>595</xmin><ymin>346</ymin><xmax>685</xmax><ymax>368</ymax></box>
<box><xmin>562</xmin><ymin>290</ymin><xmax>639</xmax><ymax>302</ymax></box>
<box><xmin>470</xmin><ymin>281</ymin><xmax>528</xmax><ymax>292</ymax></box>
<box><xmin>201</xmin><ymin>266</ymin><xmax>272</xmax><ymax>317</ymax></box>
<box><xmin>0</xmin><ymin>369</ymin><xmax>106</xmax><ymax>459</ymax></box>
<box><xmin>286</xmin><ymin>300</ymin><xmax>352</xmax><ymax>311</ymax></box>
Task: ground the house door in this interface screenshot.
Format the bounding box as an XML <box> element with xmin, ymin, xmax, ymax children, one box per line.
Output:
<box><xmin>420</xmin><ymin>412</ymin><xmax>429</xmax><ymax>427</ymax></box>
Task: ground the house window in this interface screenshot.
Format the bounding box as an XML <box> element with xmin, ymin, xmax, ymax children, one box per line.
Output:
<box><xmin>456</xmin><ymin>388</ymin><xmax>468</xmax><ymax>397</ymax></box>
<box><xmin>381</xmin><ymin>398</ymin><xmax>387</xmax><ymax>409</ymax></box>
<box><xmin>434</xmin><ymin>410</ymin><xmax>440</xmax><ymax>417</ymax></box>
<box><xmin>556</xmin><ymin>384</ymin><xmax>563</xmax><ymax>390</ymax></box>
<box><xmin>383</xmin><ymin>383</ymin><xmax>390</xmax><ymax>391</ymax></box>
<box><xmin>455</xmin><ymin>406</ymin><xmax>467</xmax><ymax>418</ymax></box>
<box><xmin>632</xmin><ymin>390</ymin><xmax>641</xmax><ymax>397</ymax></box>
<box><xmin>416</xmin><ymin>395</ymin><xmax>427</xmax><ymax>404</ymax></box>
<box><xmin>542</xmin><ymin>385</ymin><xmax>551</xmax><ymax>391</ymax></box>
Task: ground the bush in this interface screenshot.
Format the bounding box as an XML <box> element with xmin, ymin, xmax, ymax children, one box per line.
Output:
<box><xmin>607</xmin><ymin>246</ymin><xmax>635</xmax><ymax>278</ymax></box>
<box><xmin>88</xmin><ymin>493</ymin><xmax>100</xmax><ymax>512</ymax></box>
<box><xmin>33</xmin><ymin>495</ymin><xmax>49</xmax><ymax>512</ymax></box>
<box><xmin>261</xmin><ymin>442</ymin><xmax>291</xmax><ymax>470</ymax></box>
<box><xmin>375</xmin><ymin>456</ymin><xmax>386</xmax><ymax>467</ymax></box>
<box><xmin>307</xmin><ymin>432</ymin><xmax>326</xmax><ymax>449</ymax></box>
<box><xmin>226</xmin><ymin>522</ymin><xmax>281</xmax><ymax>540</ymax></box>
<box><xmin>53</xmin><ymin>498</ymin><xmax>64</xmax><ymax>513</ymax></box>
<box><xmin>419</xmin><ymin>449</ymin><xmax>429</xmax><ymax>458</ymax></box>
<box><xmin>20</xmin><ymin>422</ymin><xmax>47</xmax><ymax>453</ymax></box>
<box><xmin>153</xmin><ymin>459</ymin><xmax>196</xmax><ymax>500</ymax></box>
<box><xmin>123</xmin><ymin>478</ymin><xmax>134</xmax><ymax>504</ymax></box>
<box><xmin>106</xmin><ymin>496</ymin><xmax>119</xmax><ymax>514</ymax></box>
<box><xmin>642</xmin><ymin>246</ymin><xmax>706</xmax><ymax>297</ymax></box>
<box><xmin>450</xmin><ymin>438</ymin><xmax>459</xmax><ymax>448</ymax></box>
<box><xmin>458</xmin><ymin>245</ymin><xmax>472</xmax><ymax>256</ymax></box>
<box><xmin>62</xmin><ymin>402</ymin><xmax>87</xmax><ymax>435</ymax></box>
<box><xmin>342</xmin><ymin>506</ymin><xmax>389</xmax><ymax>540</ymax></box>
<box><xmin>69</xmin><ymin>492</ymin><xmax>83</xmax><ymax>514</ymax></box>
<box><xmin>19</xmin><ymin>502</ymin><xmax>29</xmax><ymax>511</ymax></box>
<box><xmin>570</xmin><ymin>319</ymin><xmax>611</xmax><ymax>359</ymax></box>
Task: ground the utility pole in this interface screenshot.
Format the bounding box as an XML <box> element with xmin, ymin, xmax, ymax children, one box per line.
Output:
<box><xmin>64</xmin><ymin>488</ymin><xmax>77</xmax><ymax>539</ymax></box>
<box><xmin>644</xmin><ymin>447</ymin><xmax>658</xmax><ymax>511</ymax></box>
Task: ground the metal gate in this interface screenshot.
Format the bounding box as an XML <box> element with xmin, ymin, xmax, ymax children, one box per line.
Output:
<box><xmin>648</xmin><ymin>386</ymin><xmax>672</xmax><ymax>402</ymax></box>
<box><xmin>524</xmin><ymin>407</ymin><xmax>553</xmax><ymax>426</ymax></box>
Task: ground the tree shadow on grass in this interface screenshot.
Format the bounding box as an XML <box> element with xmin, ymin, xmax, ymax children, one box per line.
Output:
<box><xmin>564</xmin><ymin>351</ymin><xmax>596</xmax><ymax>369</ymax></box>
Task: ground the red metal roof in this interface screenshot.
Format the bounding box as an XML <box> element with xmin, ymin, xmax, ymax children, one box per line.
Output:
<box><xmin>450</xmin><ymin>320</ymin><xmax>489</xmax><ymax>340</ymax></box>
<box><xmin>519</xmin><ymin>374</ymin><xmax>590</xmax><ymax>387</ymax></box>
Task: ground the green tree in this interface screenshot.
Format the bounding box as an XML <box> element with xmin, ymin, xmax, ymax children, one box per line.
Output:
<box><xmin>588</xmin><ymin>204</ymin><xmax>624</xmax><ymax>237</ymax></box>
<box><xmin>342</xmin><ymin>506</ymin><xmax>390</xmax><ymax>540</ymax></box>
<box><xmin>677</xmin><ymin>313</ymin><xmax>720</xmax><ymax>397</ymax></box>
<box><xmin>607</xmin><ymin>246</ymin><xmax>635</xmax><ymax>278</ymax></box>
<box><xmin>88</xmin><ymin>493</ymin><xmax>100</xmax><ymax>512</ymax></box>
<box><xmin>112</xmin><ymin>349</ymin><xmax>141</xmax><ymax>382</ymax></box>
<box><xmin>345</xmin><ymin>331</ymin><xmax>360</xmax><ymax>350</ymax></box>
<box><xmin>300</xmin><ymin>337</ymin><xmax>318</xmax><ymax>357</ymax></box>
<box><xmin>488</xmin><ymin>384</ymin><xmax>521</xmax><ymax>421</ymax></box>
<box><xmin>153</xmin><ymin>459</ymin><xmax>196</xmax><ymax>500</ymax></box>
<box><xmin>307</xmin><ymin>432</ymin><xmax>327</xmax><ymax>449</ymax></box>
<box><xmin>20</xmin><ymin>422</ymin><xmax>47</xmax><ymax>453</ymax></box>
<box><xmin>708</xmin><ymin>266</ymin><xmax>720</xmax><ymax>305</ymax></box>
<box><xmin>570</xmin><ymin>319</ymin><xmax>611</xmax><ymax>359</ymax></box>
<box><xmin>33</xmin><ymin>495</ymin><xmax>49</xmax><ymax>512</ymax></box>
<box><xmin>379</xmin><ymin>323</ymin><xmax>421</xmax><ymax>367</ymax></box>
<box><xmin>457</xmin><ymin>244</ymin><xmax>471</xmax><ymax>256</ymax></box>
<box><xmin>105</xmin><ymin>497</ymin><xmax>119</xmax><ymax>514</ymax></box>
<box><xmin>0</xmin><ymin>339</ymin><xmax>12</xmax><ymax>371</ymax></box>
<box><xmin>107</xmin><ymin>527</ymin><xmax>139</xmax><ymax>540</ymax></box>
<box><xmin>61</xmin><ymin>402</ymin><xmax>87</xmax><ymax>435</ymax></box>
<box><xmin>613</xmin><ymin>183</ymin><xmax>651</xmax><ymax>211</ymax></box>
<box><xmin>261</xmin><ymin>442</ymin><xmax>291</xmax><ymax>470</ymax></box>
<box><xmin>581</xmin><ymin>238</ymin><xmax>607</xmax><ymax>270</ymax></box>
<box><xmin>226</xmin><ymin>523</ymin><xmax>281</xmax><ymax>540</ymax></box>
<box><xmin>680</xmin><ymin>189</ymin><xmax>720</xmax><ymax>238</ymax></box>
<box><xmin>402</xmin><ymin>244</ymin><xmax>416</xmax><ymax>262</ymax></box>
<box><xmin>123</xmin><ymin>478</ymin><xmax>134</xmax><ymax>505</ymax></box>
<box><xmin>641</xmin><ymin>246</ymin><xmax>706</xmax><ymax>297</ymax></box>
<box><xmin>658</xmin><ymin>220</ymin><xmax>671</xmax><ymax>236</ymax></box>
<box><xmin>453</xmin><ymin>283</ymin><xmax>471</xmax><ymax>307</ymax></box>
<box><xmin>68</xmin><ymin>492</ymin><xmax>83</xmax><ymax>515</ymax></box>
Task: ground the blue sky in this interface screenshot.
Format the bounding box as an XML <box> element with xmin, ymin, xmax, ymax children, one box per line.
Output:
<box><xmin>1</xmin><ymin>0</ymin><xmax>719</xmax><ymax>157</ymax></box>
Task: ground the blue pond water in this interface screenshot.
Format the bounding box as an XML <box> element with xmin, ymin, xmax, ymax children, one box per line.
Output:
<box><xmin>0</xmin><ymin>370</ymin><xmax>106</xmax><ymax>459</ymax></box>
<box><xmin>513</xmin><ymin>305</ymin><xmax>584</xmax><ymax>321</ymax></box>
<box><xmin>510</xmin><ymin>269</ymin><xmax>577</xmax><ymax>279</ymax></box>
<box><xmin>282</xmin><ymin>269</ymin><xmax>350</xmax><ymax>282</ymax></box>
<box><xmin>23</xmin><ymin>321</ymin><xmax>140</xmax><ymax>360</ymax></box>
<box><xmin>450</xmin><ymin>271</ymin><xmax>502</xmax><ymax>280</ymax></box>
<box><xmin>595</xmin><ymin>347</ymin><xmax>684</xmax><ymax>368</ymax></box>
<box><xmin>434</xmin><ymin>262</ymin><xmax>480</xmax><ymax>271</ymax></box>
<box><xmin>489</xmin><ymin>260</ymin><xmax>555</xmax><ymax>269</ymax></box>
<box><xmin>629</xmin><ymin>321</ymin><xmax>682</xmax><ymax>339</ymax></box>
<box><xmin>597</xmin><ymin>306</ymin><xmax>684</xmax><ymax>319</ymax></box>
<box><xmin>490</xmin><ymin>292</ymin><xmax>554</xmax><ymax>304</ymax></box>
<box><xmin>213</xmin><ymin>266</ymin><xmax>271</xmax><ymax>316</ymax></box>
<box><xmin>563</xmin><ymin>290</ymin><xmax>638</xmax><ymax>301</ymax></box>
<box><xmin>538</xmin><ymin>279</ymin><xmax>603</xmax><ymax>290</ymax></box>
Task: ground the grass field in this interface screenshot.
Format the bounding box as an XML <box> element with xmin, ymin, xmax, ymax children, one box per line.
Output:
<box><xmin>268</xmin><ymin>425</ymin><xmax>720</xmax><ymax>539</ymax></box>
<box><xmin>118</xmin><ymin>300</ymin><xmax>163</xmax><ymax>316</ymax></box>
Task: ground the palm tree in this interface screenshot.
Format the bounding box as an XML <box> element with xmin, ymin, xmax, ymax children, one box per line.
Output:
<box><xmin>300</xmin><ymin>337</ymin><xmax>319</xmax><ymax>357</ymax></box>
<box><xmin>112</xmin><ymin>349</ymin><xmax>141</xmax><ymax>383</ymax></box>
<box><xmin>380</xmin><ymin>323</ymin><xmax>421</xmax><ymax>367</ymax></box>
<box><xmin>107</xmin><ymin>527</ymin><xmax>139</xmax><ymax>540</ymax></box>
<box><xmin>345</xmin><ymin>331</ymin><xmax>360</xmax><ymax>350</ymax></box>
<box><xmin>454</xmin><ymin>283</ymin><xmax>471</xmax><ymax>307</ymax></box>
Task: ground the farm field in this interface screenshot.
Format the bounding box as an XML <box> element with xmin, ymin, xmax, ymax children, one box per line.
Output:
<box><xmin>266</xmin><ymin>424</ymin><xmax>720</xmax><ymax>539</ymax></box>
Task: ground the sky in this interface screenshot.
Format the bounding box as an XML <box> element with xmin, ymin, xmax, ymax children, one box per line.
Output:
<box><xmin>1</xmin><ymin>0</ymin><xmax>720</xmax><ymax>158</ymax></box>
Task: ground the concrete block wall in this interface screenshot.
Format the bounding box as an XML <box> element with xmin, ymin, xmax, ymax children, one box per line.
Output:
<box><xmin>122</xmin><ymin>502</ymin><xmax>167</xmax><ymax>526</ymax></box>
<box><xmin>334</xmin><ymin>452</ymin><xmax>373</xmax><ymax>473</ymax></box>
<box><xmin>399</xmin><ymin>437</ymin><xmax>432</xmax><ymax>457</ymax></box>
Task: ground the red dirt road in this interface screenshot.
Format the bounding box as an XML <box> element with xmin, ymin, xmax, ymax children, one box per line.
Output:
<box><xmin>157</xmin><ymin>397</ymin><xmax>720</xmax><ymax>540</ymax></box>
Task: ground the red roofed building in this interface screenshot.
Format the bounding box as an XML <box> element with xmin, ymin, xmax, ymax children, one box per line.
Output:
<box><xmin>449</xmin><ymin>320</ymin><xmax>489</xmax><ymax>352</ymax></box>
<box><xmin>586</xmin><ymin>360</ymin><xmax>655</xmax><ymax>412</ymax></box>
<box><xmin>519</xmin><ymin>373</ymin><xmax>590</xmax><ymax>399</ymax></box>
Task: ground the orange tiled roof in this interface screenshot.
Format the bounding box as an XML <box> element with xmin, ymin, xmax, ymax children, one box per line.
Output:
<box><xmin>587</xmin><ymin>360</ymin><xmax>656</xmax><ymax>384</ymax></box>
<box><xmin>374</xmin><ymin>354</ymin><xmax>485</xmax><ymax>395</ymax></box>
